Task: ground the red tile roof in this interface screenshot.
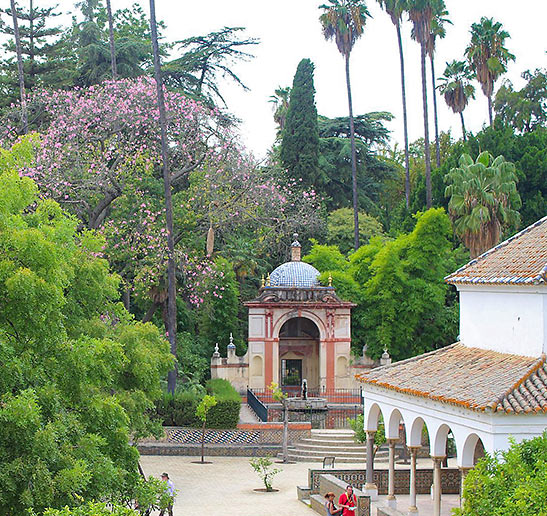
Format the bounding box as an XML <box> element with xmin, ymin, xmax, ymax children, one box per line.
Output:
<box><xmin>356</xmin><ymin>344</ymin><xmax>547</xmax><ymax>414</ymax></box>
<box><xmin>445</xmin><ymin>216</ymin><xmax>547</xmax><ymax>285</ymax></box>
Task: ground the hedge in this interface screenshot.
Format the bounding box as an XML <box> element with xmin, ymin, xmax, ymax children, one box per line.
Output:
<box><xmin>155</xmin><ymin>379</ymin><xmax>241</xmax><ymax>429</ymax></box>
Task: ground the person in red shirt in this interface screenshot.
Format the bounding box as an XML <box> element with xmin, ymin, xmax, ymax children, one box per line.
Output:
<box><xmin>338</xmin><ymin>485</ymin><xmax>357</xmax><ymax>516</ymax></box>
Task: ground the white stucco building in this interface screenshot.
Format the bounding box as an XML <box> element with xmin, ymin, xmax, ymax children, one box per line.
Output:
<box><xmin>357</xmin><ymin>216</ymin><xmax>547</xmax><ymax>515</ymax></box>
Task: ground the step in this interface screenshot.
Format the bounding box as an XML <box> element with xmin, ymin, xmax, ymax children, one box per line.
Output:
<box><xmin>283</xmin><ymin>453</ymin><xmax>389</xmax><ymax>463</ymax></box>
<box><xmin>294</xmin><ymin>441</ymin><xmax>367</xmax><ymax>452</ymax></box>
<box><xmin>298</xmin><ymin>438</ymin><xmax>362</xmax><ymax>447</ymax></box>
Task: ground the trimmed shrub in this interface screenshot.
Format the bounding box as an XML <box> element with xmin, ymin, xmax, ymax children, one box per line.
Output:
<box><xmin>155</xmin><ymin>380</ymin><xmax>241</xmax><ymax>428</ymax></box>
<box><xmin>206</xmin><ymin>378</ymin><xmax>241</xmax><ymax>429</ymax></box>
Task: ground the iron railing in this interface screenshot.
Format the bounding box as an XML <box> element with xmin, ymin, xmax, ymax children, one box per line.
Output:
<box><xmin>247</xmin><ymin>388</ymin><xmax>268</xmax><ymax>422</ymax></box>
<box><xmin>251</xmin><ymin>386</ymin><xmax>363</xmax><ymax>405</ymax></box>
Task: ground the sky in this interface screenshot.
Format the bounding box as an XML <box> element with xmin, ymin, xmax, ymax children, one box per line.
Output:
<box><xmin>24</xmin><ymin>0</ymin><xmax>547</xmax><ymax>158</ymax></box>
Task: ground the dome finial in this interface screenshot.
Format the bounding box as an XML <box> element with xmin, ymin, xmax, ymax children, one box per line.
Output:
<box><xmin>291</xmin><ymin>232</ymin><xmax>301</xmax><ymax>261</ymax></box>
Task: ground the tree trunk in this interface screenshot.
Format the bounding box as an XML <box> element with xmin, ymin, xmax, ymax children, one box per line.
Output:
<box><xmin>396</xmin><ymin>22</ymin><xmax>411</xmax><ymax>210</ymax></box>
<box><xmin>345</xmin><ymin>54</ymin><xmax>360</xmax><ymax>250</ymax></box>
<box><xmin>421</xmin><ymin>44</ymin><xmax>432</xmax><ymax>208</ymax></box>
<box><xmin>282</xmin><ymin>400</ymin><xmax>289</xmax><ymax>463</ymax></box>
<box><xmin>201</xmin><ymin>420</ymin><xmax>206</xmax><ymax>463</ymax></box>
<box><xmin>460</xmin><ymin>112</ymin><xmax>466</xmax><ymax>142</ymax></box>
<box><xmin>149</xmin><ymin>0</ymin><xmax>178</xmax><ymax>393</ymax></box>
<box><xmin>487</xmin><ymin>94</ymin><xmax>493</xmax><ymax>126</ymax></box>
<box><xmin>106</xmin><ymin>0</ymin><xmax>117</xmax><ymax>79</ymax></box>
<box><xmin>430</xmin><ymin>54</ymin><xmax>441</xmax><ymax>169</ymax></box>
<box><xmin>10</xmin><ymin>0</ymin><xmax>28</xmax><ymax>134</ymax></box>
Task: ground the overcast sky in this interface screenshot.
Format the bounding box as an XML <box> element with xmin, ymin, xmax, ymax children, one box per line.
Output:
<box><xmin>19</xmin><ymin>1</ymin><xmax>547</xmax><ymax>158</ymax></box>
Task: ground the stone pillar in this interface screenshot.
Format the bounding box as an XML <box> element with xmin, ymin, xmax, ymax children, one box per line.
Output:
<box><xmin>431</xmin><ymin>456</ymin><xmax>444</xmax><ymax>516</ymax></box>
<box><xmin>459</xmin><ymin>466</ymin><xmax>472</xmax><ymax>506</ymax></box>
<box><xmin>408</xmin><ymin>446</ymin><xmax>420</xmax><ymax>515</ymax></box>
<box><xmin>364</xmin><ymin>430</ymin><xmax>378</xmax><ymax>501</ymax></box>
<box><xmin>387</xmin><ymin>438</ymin><xmax>397</xmax><ymax>508</ymax></box>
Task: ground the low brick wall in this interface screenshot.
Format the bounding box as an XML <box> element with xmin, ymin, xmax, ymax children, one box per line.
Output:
<box><xmin>308</xmin><ymin>468</ymin><xmax>460</xmax><ymax>496</ymax></box>
<box><xmin>137</xmin><ymin>424</ymin><xmax>311</xmax><ymax>457</ymax></box>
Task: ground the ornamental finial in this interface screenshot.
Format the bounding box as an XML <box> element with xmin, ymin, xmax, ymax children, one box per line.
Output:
<box><xmin>266</xmin><ymin>273</ymin><xmax>271</xmax><ymax>286</ymax></box>
<box><xmin>261</xmin><ymin>275</ymin><xmax>265</xmax><ymax>288</ymax></box>
<box><xmin>328</xmin><ymin>274</ymin><xmax>333</xmax><ymax>287</ymax></box>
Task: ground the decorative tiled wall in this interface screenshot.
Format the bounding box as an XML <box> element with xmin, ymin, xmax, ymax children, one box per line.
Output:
<box><xmin>308</xmin><ymin>468</ymin><xmax>461</xmax><ymax>496</ymax></box>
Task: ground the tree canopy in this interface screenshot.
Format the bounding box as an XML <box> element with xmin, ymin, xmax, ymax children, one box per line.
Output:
<box><xmin>0</xmin><ymin>137</ymin><xmax>173</xmax><ymax>514</ymax></box>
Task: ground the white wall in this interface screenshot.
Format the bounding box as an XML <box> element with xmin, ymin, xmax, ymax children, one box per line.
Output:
<box><xmin>363</xmin><ymin>385</ymin><xmax>547</xmax><ymax>467</ymax></box>
<box><xmin>458</xmin><ymin>285</ymin><xmax>547</xmax><ymax>357</ymax></box>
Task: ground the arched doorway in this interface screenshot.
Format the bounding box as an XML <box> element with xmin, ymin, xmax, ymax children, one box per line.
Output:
<box><xmin>279</xmin><ymin>317</ymin><xmax>320</xmax><ymax>391</ymax></box>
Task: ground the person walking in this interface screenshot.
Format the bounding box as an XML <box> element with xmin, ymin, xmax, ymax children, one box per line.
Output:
<box><xmin>159</xmin><ymin>472</ymin><xmax>175</xmax><ymax>516</ymax></box>
<box><xmin>339</xmin><ymin>485</ymin><xmax>357</xmax><ymax>515</ymax></box>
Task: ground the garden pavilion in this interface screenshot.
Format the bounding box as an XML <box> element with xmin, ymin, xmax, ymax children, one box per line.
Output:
<box><xmin>357</xmin><ymin>216</ymin><xmax>547</xmax><ymax>516</ymax></box>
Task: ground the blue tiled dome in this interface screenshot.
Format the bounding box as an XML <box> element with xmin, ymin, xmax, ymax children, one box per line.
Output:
<box><xmin>269</xmin><ymin>261</ymin><xmax>320</xmax><ymax>288</ymax></box>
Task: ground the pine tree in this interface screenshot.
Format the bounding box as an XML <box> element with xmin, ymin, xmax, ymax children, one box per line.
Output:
<box><xmin>0</xmin><ymin>0</ymin><xmax>63</xmax><ymax>110</ymax></box>
<box><xmin>280</xmin><ymin>58</ymin><xmax>320</xmax><ymax>187</ymax></box>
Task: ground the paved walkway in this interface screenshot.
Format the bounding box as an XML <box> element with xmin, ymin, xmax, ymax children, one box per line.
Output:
<box><xmin>140</xmin><ymin>455</ymin><xmax>319</xmax><ymax>516</ymax></box>
<box><xmin>140</xmin><ymin>456</ymin><xmax>461</xmax><ymax>516</ymax></box>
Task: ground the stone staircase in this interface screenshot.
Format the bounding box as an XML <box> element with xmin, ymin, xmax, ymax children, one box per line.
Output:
<box><xmin>281</xmin><ymin>429</ymin><xmax>389</xmax><ymax>463</ymax></box>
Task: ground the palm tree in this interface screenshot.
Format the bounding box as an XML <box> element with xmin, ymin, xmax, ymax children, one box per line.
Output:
<box><xmin>269</xmin><ymin>86</ymin><xmax>291</xmax><ymax>135</ymax></box>
<box><xmin>319</xmin><ymin>0</ymin><xmax>371</xmax><ymax>251</ymax></box>
<box><xmin>438</xmin><ymin>60</ymin><xmax>475</xmax><ymax>141</ymax></box>
<box><xmin>407</xmin><ymin>0</ymin><xmax>439</xmax><ymax>208</ymax></box>
<box><xmin>425</xmin><ymin>2</ymin><xmax>450</xmax><ymax>168</ymax></box>
<box><xmin>377</xmin><ymin>0</ymin><xmax>411</xmax><ymax>209</ymax></box>
<box><xmin>9</xmin><ymin>0</ymin><xmax>27</xmax><ymax>134</ymax></box>
<box><xmin>106</xmin><ymin>0</ymin><xmax>117</xmax><ymax>78</ymax></box>
<box><xmin>149</xmin><ymin>0</ymin><xmax>178</xmax><ymax>393</ymax></box>
<box><xmin>465</xmin><ymin>17</ymin><xmax>515</xmax><ymax>126</ymax></box>
<box><xmin>445</xmin><ymin>152</ymin><xmax>521</xmax><ymax>258</ymax></box>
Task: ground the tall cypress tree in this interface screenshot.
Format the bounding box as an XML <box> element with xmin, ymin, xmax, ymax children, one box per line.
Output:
<box><xmin>280</xmin><ymin>58</ymin><xmax>320</xmax><ymax>186</ymax></box>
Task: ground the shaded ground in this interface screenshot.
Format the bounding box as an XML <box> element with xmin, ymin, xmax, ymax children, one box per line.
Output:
<box><xmin>140</xmin><ymin>456</ymin><xmax>460</xmax><ymax>516</ymax></box>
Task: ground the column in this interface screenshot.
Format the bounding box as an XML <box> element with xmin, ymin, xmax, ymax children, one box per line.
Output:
<box><xmin>387</xmin><ymin>438</ymin><xmax>397</xmax><ymax>508</ymax></box>
<box><xmin>363</xmin><ymin>430</ymin><xmax>378</xmax><ymax>501</ymax></box>
<box><xmin>408</xmin><ymin>446</ymin><xmax>420</xmax><ymax>515</ymax></box>
<box><xmin>431</xmin><ymin>456</ymin><xmax>444</xmax><ymax>516</ymax></box>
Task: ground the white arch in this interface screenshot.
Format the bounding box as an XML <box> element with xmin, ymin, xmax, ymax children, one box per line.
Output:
<box><xmin>365</xmin><ymin>402</ymin><xmax>383</xmax><ymax>431</ymax></box>
<box><xmin>272</xmin><ymin>310</ymin><xmax>327</xmax><ymax>341</ymax></box>
<box><xmin>386</xmin><ymin>408</ymin><xmax>403</xmax><ymax>440</ymax></box>
<box><xmin>432</xmin><ymin>423</ymin><xmax>453</xmax><ymax>457</ymax></box>
<box><xmin>460</xmin><ymin>433</ymin><xmax>485</xmax><ymax>468</ymax></box>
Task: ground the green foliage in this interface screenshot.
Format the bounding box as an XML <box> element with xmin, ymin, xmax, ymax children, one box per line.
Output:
<box><xmin>445</xmin><ymin>151</ymin><xmax>521</xmax><ymax>258</ymax></box>
<box><xmin>307</xmin><ymin>208</ymin><xmax>460</xmax><ymax>359</ymax></box>
<box><xmin>348</xmin><ymin>414</ymin><xmax>386</xmax><ymax>452</ymax></box>
<box><xmin>155</xmin><ymin>380</ymin><xmax>240</xmax><ymax>429</ymax></box>
<box><xmin>40</xmin><ymin>502</ymin><xmax>138</xmax><ymax>516</ymax></box>
<box><xmin>280</xmin><ymin>58</ymin><xmax>320</xmax><ymax>187</ymax></box>
<box><xmin>155</xmin><ymin>391</ymin><xmax>200</xmax><ymax>427</ymax></box>
<box><xmin>462</xmin><ymin>125</ymin><xmax>547</xmax><ymax>229</ymax></box>
<box><xmin>206</xmin><ymin>378</ymin><xmax>241</xmax><ymax>401</ymax></box>
<box><xmin>326</xmin><ymin>208</ymin><xmax>385</xmax><ymax>254</ymax></box>
<box><xmin>197</xmin><ymin>257</ymin><xmax>244</xmax><ymax>357</ymax></box>
<box><xmin>163</xmin><ymin>27</ymin><xmax>259</xmax><ymax>108</ymax></box>
<box><xmin>249</xmin><ymin>456</ymin><xmax>281</xmax><ymax>492</ymax></box>
<box><xmin>0</xmin><ymin>140</ymin><xmax>173</xmax><ymax>514</ymax></box>
<box><xmin>195</xmin><ymin>394</ymin><xmax>217</xmax><ymax>422</ymax></box>
<box><xmin>454</xmin><ymin>432</ymin><xmax>547</xmax><ymax>516</ymax></box>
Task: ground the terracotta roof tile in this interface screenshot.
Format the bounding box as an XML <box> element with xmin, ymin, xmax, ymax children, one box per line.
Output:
<box><xmin>445</xmin><ymin>216</ymin><xmax>547</xmax><ymax>285</ymax></box>
<box><xmin>356</xmin><ymin>343</ymin><xmax>547</xmax><ymax>414</ymax></box>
